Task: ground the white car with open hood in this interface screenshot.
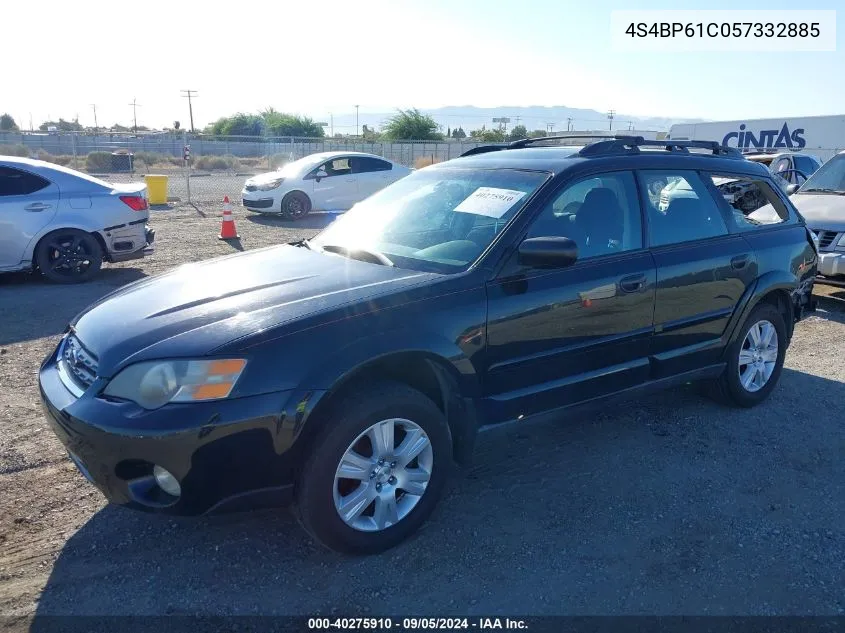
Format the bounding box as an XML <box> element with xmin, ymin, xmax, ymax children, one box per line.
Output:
<box><xmin>241</xmin><ymin>152</ymin><xmax>411</xmax><ymax>219</ymax></box>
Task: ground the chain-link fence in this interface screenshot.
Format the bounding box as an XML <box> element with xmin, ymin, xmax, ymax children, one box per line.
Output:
<box><xmin>0</xmin><ymin>131</ymin><xmax>502</xmax><ymax>204</ymax></box>
<box><xmin>2</xmin><ymin>131</ymin><xmax>842</xmax><ymax>206</ymax></box>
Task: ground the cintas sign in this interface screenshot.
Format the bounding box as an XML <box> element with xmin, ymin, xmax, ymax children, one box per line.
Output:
<box><xmin>721</xmin><ymin>123</ymin><xmax>806</xmax><ymax>150</ymax></box>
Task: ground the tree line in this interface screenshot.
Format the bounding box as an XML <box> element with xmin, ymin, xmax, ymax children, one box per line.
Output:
<box><xmin>0</xmin><ymin>108</ymin><xmax>552</xmax><ymax>141</ymax></box>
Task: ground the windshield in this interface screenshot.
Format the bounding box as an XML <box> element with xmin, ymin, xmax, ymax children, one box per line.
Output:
<box><xmin>799</xmin><ymin>154</ymin><xmax>845</xmax><ymax>193</ymax></box>
<box><xmin>310</xmin><ymin>168</ymin><xmax>549</xmax><ymax>273</ymax></box>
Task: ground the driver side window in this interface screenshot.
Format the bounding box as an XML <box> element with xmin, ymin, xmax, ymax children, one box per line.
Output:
<box><xmin>527</xmin><ymin>171</ymin><xmax>643</xmax><ymax>260</ymax></box>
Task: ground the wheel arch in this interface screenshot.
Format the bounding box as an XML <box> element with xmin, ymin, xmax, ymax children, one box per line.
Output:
<box><xmin>281</xmin><ymin>189</ymin><xmax>313</xmax><ymax>213</ymax></box>
<box><xmin>31</xmin><ymin>225</ymin><xmax>106</xmax><ymax>270</ymax></box>
<box><xmin>294</xmin><ymin>350</ymin><xmax>480</xmax><ymax>467</ymax></box>
<box><xmin>726</xmin><ymin>271</ymin><xmax>798</xmax><ymax>350</ymax></box>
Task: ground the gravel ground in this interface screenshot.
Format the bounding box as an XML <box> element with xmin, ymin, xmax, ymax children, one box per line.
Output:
<box><xmin>1</xmin><ymin>205</ymin><xmax>844</xmax><ymax>617</ymax></box>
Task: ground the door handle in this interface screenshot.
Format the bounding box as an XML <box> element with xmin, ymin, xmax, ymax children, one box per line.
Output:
<box><xmin>24</xmin><ymin>203</ymin><xmax>52</xmax><ymax>212</ymax></box>
<box><xmin>731</xmin><ymin>254</ymin><xmax>750</xmax><ymax>270</ymax></box>
<box><xmin>619</xmin><ymin>274</ymin><xmax>647</xmax><ymax>293</ymax></box>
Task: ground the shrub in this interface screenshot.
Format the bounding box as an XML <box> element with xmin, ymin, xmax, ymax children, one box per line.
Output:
<box><xmin>33</xmin><ymin>150</ymin><xmax>73</xmax><ymax>166</ymax></box>
<box><xmin>239</xmin><ymin>157</ymin><xmax>263</xmax><ymax>168</ymax></box>
<box><xmin>0</xmin><ymin>143</ymin><xmax>30</xmax><ymax>157</ymax></box>
<box><xmin>135</xmin><ymin>151</ymin><xmax>169</xmax><ymax>168</ymax></box>
<box><xmin>194</xmin><ymin>154</ymin><xmax>240</xmax><ymax>171</ymax></box>
<box><xmin>86</xmin><ymin>151</ymin><xmax>113</xmax><ymax>172</ymax></box>
<box><xmin>414</xmin><ymin>156</ymin><xmax>441</xmax><ymax>169</ymax></box>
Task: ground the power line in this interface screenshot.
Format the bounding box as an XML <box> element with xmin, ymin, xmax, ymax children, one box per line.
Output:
<box><xmin>181</xmin><ymin>90</ymin><xmax>198</xmax><ymax>133</ymax></box>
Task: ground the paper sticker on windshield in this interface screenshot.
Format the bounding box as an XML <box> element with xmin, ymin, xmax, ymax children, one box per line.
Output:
<box><xmin>454</xmin><ymin>187</ymin><xmax>527</xmax><ymax>218</ymax></box>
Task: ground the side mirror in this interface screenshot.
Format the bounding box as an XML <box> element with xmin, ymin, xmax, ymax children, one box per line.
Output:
<box><xmin>518</xmin><ymin>236</ymin><xmax>578</xmax><ymax>269</ymax></box>
<box><xmin>786</xmin><ymin>183</ymin><xmax>800</xmax><ymax>195</ymax></box>
<box><xmin>315</xmin><ymin>168</ymin><xmax>328</xmax><ymax>182</ymax></box>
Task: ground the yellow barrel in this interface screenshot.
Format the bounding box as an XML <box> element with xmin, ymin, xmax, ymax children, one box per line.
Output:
<box><xmin>144</xmin><ymin>174</ymin><xmax>168</xmax><ymax>205</ymax></box>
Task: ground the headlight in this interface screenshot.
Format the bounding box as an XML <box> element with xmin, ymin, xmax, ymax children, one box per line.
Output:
<box><xmin>103</xmin><ymin>359</ymin><xmax>247</xmax><ymax>410</ymax></box>
<box><xmin>254</xmin><ymin>177</ymin><xmax>285</xmax><ymax>191</ymax></box>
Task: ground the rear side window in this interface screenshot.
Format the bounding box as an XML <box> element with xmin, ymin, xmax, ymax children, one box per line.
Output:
<box><xmin>0</xmin><ymin>166</ymin><xmax>50</xmax><ymax>196</ymax></box>
<box><xmin>705</xmin><ymin>173</ymin><xmax>792</xmax><ymax>229</ymax></box>
<box><xmin>638</xmin><ymin>170</ymin><xmax>728</xmax><ymax>247</ymax></box>
<box><xmin>352</xmin><ymin>157</ymin><xmax>392</xmax><ymax>173</ymax></box>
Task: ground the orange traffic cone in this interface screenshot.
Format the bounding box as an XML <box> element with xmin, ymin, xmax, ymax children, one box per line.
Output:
<box><xmin>218</xmin><ymin>196</ymin><xmax>239</xmax><ymax>240</ymax></box>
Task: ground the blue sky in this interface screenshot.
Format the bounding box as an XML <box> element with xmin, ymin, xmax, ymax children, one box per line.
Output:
<box><xmin>2</xmin><ymin>0</ymin><xmax>842</xmax><ymax>129</ymax></box>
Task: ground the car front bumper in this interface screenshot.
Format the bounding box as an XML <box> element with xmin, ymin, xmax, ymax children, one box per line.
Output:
<box><xmin>817</xmin><ymin>252</ymin><xmax>845</xmax><ymax>277</ymax></box>
<box><xmin>38</xmin><ymin>341</ymin><xmax>310</xmax><ymax>516</ymax></box>
<box><xmin>241</xmin><ymin>189</ymin><xmax>278</xmax><ymax>211</ymax></box>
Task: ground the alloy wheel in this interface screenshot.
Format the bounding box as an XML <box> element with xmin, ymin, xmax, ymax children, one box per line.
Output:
<box><xmin>738</xmin><ymin>319</ymin><xmax>778</xmax><ymax>393</ymax></box>
<box><xmin>333</xmin><ymin>418</ymin><xmax>433</xmax><ymax>532</ymax></box>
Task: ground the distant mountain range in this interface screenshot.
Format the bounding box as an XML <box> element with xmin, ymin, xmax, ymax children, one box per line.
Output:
<box><xmin>322</xmin><ymin>106</ymin><xmax>703</xmax><ymax>135</ymax></box>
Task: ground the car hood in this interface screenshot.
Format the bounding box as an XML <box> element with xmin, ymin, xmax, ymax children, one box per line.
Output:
<box><xmin>791</xmin><ymin>193</ymin><xmax>845</xmax><ymax>232</ymax></box>
<box><xmin>72</xmin><ymin>245</ymin><xmax>433</xmax><ymax>375</ymax></box>
<box><xmin>246</xmin><ymin>171</ymin><xmax>287</xmax><ymax>186</ymax></box>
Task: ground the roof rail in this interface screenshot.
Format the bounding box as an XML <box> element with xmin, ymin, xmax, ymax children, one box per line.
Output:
<box><xmin>459</xmin><ymin>134</ymin><xmax>742</xmax><ymax>160</ymax></box>
<box><xmin>507</xmin><ymin>134</ymin><xmax>616</xmax><ymax>149</ymax></box>
<box><xmin>578</xmin><ymin>136</ymin><xmax>744</xmax><ymax>159</ymax></box>
<box><xmin>459</xmin><ymin>144</ymin><xmax>509</xmax><ymax>157</ymax></box>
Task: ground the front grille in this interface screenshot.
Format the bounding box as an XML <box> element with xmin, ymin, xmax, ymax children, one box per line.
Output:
<box><xmin>60</xmin><ymin>334</ymin><xmax>98</xmax><ymax>391</ymax></box>
<box><xmin>816</xmin><ymin>230</ymin><xmax>839</xmax><ymax>249</ymax></box>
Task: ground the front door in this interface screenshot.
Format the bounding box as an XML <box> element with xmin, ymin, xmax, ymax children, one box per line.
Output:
<box><xmin>638</xmin><ymin>169</ymin><xmax>757</xmax><ymax>377</ymax></box>
<box><xmin>308</xmin><ymin>157</ymin><xmax>358</xmax><ymax>211</ymax></box>
<box><xmin>0</xmin><ymin>165</ymin><xmax>60</xmax><ymax>269</ymax></box>
<box><xmin>483</xmin><ymin>170</ymin><xmax>656</xmax><ymax>424</ymax></box>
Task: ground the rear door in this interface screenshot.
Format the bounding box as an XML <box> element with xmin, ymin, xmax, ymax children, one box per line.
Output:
<box><xmin>639</xmin><ymin>170</ymin><xmax>756</xmax><ymax>377</ymax></box>
<box><xmin>0</xmin><ymin>165</ymin><xmax>60</xmax><ymax>268</ymax></box>
<box><xmin>307</xmin><ymin>157</ymin><xmax>358</xmax><ymax>211</ymax></box>
<box><xmin>351</xmin><ymin>156</ymin><xmax>395</xmax><ymax>198</ymax></box>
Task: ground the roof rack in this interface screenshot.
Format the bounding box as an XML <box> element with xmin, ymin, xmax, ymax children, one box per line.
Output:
<box><xmin>459</xmin><ymin>134</ymin><xmax>743</xmax><ymax>160</ymax></box>
<box><xmin>578</xmin><ymin>136</ymin><xmax>744</xmax><ymax>158</ymax></box>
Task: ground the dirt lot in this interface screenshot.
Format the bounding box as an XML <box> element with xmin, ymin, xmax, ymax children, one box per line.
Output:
<box><xmin>1</xmin><ymin>206</ymin><xmax>844</xmax><ymax>617</ymax></box>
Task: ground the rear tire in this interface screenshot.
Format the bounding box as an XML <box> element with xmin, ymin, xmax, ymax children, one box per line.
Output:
<box><xmin>280</xmin><ymin>191</ymin><xmax>311</xmax><ymax>220</ymax></box>
<box><xmin>35</xmin><ymin>229</ymin><xmax>103</xmax><ymax>284</ymax></box>
<box><xmin>295</xmin><ymin>381</ymin><xmax>452</xmax><ymax>554</ymax></box>
<box><xmin>710</xmin><ymin>303</ymin><xmax>787</xmax><ymax>407</ymax></box>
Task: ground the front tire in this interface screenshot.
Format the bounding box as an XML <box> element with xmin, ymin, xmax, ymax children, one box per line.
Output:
<box><xmin>713</xmin><ymin>303</ymin><xmax>787</xmax><ymax>407</ymax></box>
<box><xmin>280</xmin><ymin>191</ymin><xmax>311</xmax><ymax>220</ymax></box>
<box><xmin>296</xmin><ymin>381</ymin><xmax>452</xmax><ymax>554</ymax></box>
<box><xmin>35</xmin><ymin>229</ymin><xmax>103</xmax><ymax>284</ymax></box>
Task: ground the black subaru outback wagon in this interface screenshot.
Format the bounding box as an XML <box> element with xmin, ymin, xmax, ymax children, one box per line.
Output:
<box><xmin>39</xmin><ymin>136</ymin><xmax>817</xmax><ymax>554</ymax></box>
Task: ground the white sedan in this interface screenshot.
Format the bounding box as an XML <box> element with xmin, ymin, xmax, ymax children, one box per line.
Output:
<box><xmin>0</xmin><ymin>156</ymin><xmax>153</xmax><ymax>283</ymax></box>
<box><xmin>241</xmin><ymin>151</ymin><xmax>411</xmax><ymax>219</ymax></box>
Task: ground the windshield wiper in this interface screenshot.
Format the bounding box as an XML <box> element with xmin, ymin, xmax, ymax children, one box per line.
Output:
<box><xmin>320</xmin><ymin>244</ymin><xmax>395</xmax><ymax>267</ymax></box>
<box><xmin>800</xmin><ymin>187</ymin><xmax>845</xmax><ymax>195</ymax></box>
<box><xmin>289</xmin><ymin>238</ymin><xmax>313</xmax><ymax>249</ymax></box>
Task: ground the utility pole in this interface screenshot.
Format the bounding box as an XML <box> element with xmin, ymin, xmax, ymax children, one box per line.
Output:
<box><xmin>330</xmin><ymin>113</ymin><xmax>334</xmax><ymax>137</ymax></box>
<box><xmin>566</xmin><ymin>117</ymin><xmax>573</xmax><ymax>132</ymax></box>
<box><xmin>129</xmin><ymin>97</ymin><xmax>141</xmax><ymax>134</ymax></box>
<box><xmin>29</xmin><ymin>113</ymin><xmax>33</xmax><ymax>132</ymax></box>
<box><xmin>607</xmin><ymin>109</ymin><xmax>615</xmax><ymax>131</ymax></box>
<box><xmin>546</xmin><ymin>122</ymin><xmax>554</xmax><ymax>135</ymax></box>
<box><xmin>181</xmin><ymin>90</ymin><xmax>198</xmax><ymax>133</ymax></box>
<box><xmin>90</xmin><ymin>104</ymin><xmax>98</xmax><ymax>133</ymax></box>
<box><xmin>354</xmin><ymin>105</ymin><xmax>360</xmax><ymax>137</ymax></box>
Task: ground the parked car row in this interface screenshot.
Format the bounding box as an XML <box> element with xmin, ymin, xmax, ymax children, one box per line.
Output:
<box><xmin>38</xmin><ymin>135</ymin><xmax>819</xmax><ymax>554</ymax></box>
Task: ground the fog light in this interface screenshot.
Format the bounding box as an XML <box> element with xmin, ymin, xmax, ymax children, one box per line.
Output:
<box><xmin>152</xmin><ymin>465</ymin><xmax>181</xmax><ymax>497</ymax></box>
